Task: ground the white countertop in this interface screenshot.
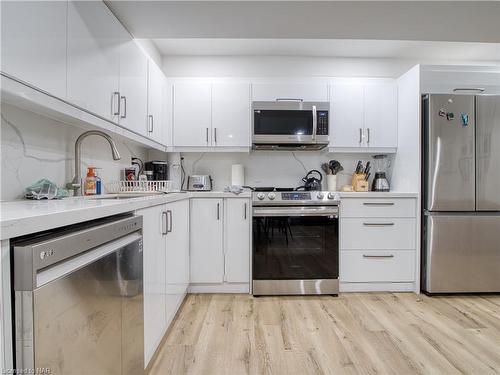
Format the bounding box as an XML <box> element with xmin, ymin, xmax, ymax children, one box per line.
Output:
<box><xmin>0</xmin><ymin>191</ymin><xmax>251</xmax><ymax>240</ymax></box>
<box><xmin>338</xmin><ymin>191</ymin><xmax>419</xmax><ymax>198</ymax></box>
<box><xmin>1</xmin><ymin>190</ymin><xmax>417</xmax><ymax>240</ymax></box>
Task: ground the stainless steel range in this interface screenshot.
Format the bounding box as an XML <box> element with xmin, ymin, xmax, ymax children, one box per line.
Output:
<box><xmin>252</xmin><ymin>189</ymin><xmax>340</xmax><ymax>296</ymax></box>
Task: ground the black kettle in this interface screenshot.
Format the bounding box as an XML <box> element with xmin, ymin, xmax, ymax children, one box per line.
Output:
<box><xmin>298</xmin><ymin>170</ymin><xmax>323</xmax><ymax>191</ymax></box>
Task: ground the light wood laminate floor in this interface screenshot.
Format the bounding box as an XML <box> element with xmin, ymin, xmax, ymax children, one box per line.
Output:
<box><xmin>149</xmin><ymin>293</ymin><xmax>500</xmax><ymax>375</ymax></box>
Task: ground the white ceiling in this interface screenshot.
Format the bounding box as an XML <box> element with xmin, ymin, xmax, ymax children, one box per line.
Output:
<box><xmin>152</xmin><ymin>38</ymin><xmax>500</xmax><ymax>60</ymax></box>
<box><xmin>107</xmin><ymin>1</ymin><xmax>500</xmax><ymax>43</ymax></box>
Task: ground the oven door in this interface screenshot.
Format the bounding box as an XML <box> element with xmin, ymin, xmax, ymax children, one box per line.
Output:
<box><xmin>253</xmin><ymin>101</ymin><xmax>329</xmax><ymax>145</ymax></box>
<box><xmin>252</xmin><ymin>206</ymin><xmax>339</xmax><ymax>295</ymax></box>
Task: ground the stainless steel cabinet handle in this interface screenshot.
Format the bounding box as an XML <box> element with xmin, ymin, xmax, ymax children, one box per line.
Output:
<box><xmin>120</xmin><ymin>96</ymin><xmax>127</xmax><ymax>119</ymax></box>
<box><xmin>367</xmin><ymin>128</ymin><xmax>370</xmax><ymax>144</ymax></box>
<box><xmin>363</xmin><ymin>202</ymin><xmax>395</xmax><ymax>206</ymax></box>
<box><xmin>363</xmin><ymin>222</ymin><xmax>395</xmax><ymax>226</ymax></box>
<box><xmin>312</xmin><ymin>105</ymin><xmax>317</xmax><ymax>141</ymax></box>
<box><xmin>167</xmin><ymin>210</ymin><xmax>173</xmax><ymax>233</ymax></box>
<box><xmin>216</xmin><ymin>203</ymin><xmax>220</xmax><ymax>220</ymax></box>
<box><xmin>206</xmin><ymin>128</ymin><xmax>209</xmax><ymax>143</ymax></box>
<box><xmin>244</xmin><ymin>203</ymin><xmax>247</xmax><ymax>220</ymax></box>
<box><xmin>214</xmin><ymin>127</ymin><xmax>217</xmax><ymax>144</ymax></box>
<box><xmin>359</xmin><ymin>128</ymin><xmax>363</xmax><ymax>144</ymax></box>
<box><xmin>363</xmin><ymin>254</ymin><xmax>394</xmax><ymax>259</ymax></box>
<box><xmin>148</xmin><ymin>115</ymin><xmax>154</xmax><ymax>133</ymax></box>
<box><xmin>113</xmin><ymin>92</ymin><xmax>120</xmax><ymax>116</ymax></box>
<box><xmin>162</xmin><ymin>212</ymin><xmax>168</xmax><ymax>235</ymax></box>
<box><xmin>276</xmin><ymin>98</ymin><xmax>303</xmax><ymax>102</ymax></box>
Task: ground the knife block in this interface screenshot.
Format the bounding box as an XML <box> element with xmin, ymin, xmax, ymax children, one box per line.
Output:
<box><xmin>351</xmin><ymin>174</ymin><xmax>369</xmax><ymax>192</ymax></box>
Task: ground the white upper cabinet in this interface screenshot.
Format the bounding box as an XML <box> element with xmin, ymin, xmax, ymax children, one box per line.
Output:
<box><xmin>329</xmin><ymin>82</ymin><xmax>398</xmax><ymax>151</ymax></box>
<box><xmin>67</xmin><ymin>1</ymin><xmax>122</xmax><ymax>122</ymax></box>
<box><xmin>252</xmin><ymin>83</ymin><xmax>328</xmax><ymax>102</ymax></box>
<box><xmin>224</xmin><ymin>198</ymin><xmax>250</xmax><ymax>283</ymax></box>
<box><xmin>118</xmin><ymin>39</ymin><xmax>148</xmax><ymax>136</ymax></box>
<box><xmin>212</xmin><ymin>83</ymin><xmax>251</xmax><ymax>147</ymax></box>
<box><xmin>147</xmin><ymin>61</ymin><xmax>167</xmax><ymax>144</ymax></box>
<box><xmin>364</xmin><ymin>84</ymin><xmax>398</xmax><ymax>148</ymax></box>
<box><xmin>190</xmin><ymin>199</ymin><xmax>224</xmax><ymax>283</ymax></box>
<box><xmin>173</xmin><ymin>83</ymin><xmax>212</xmax><ymax>147</ymax></box>
<box><xmin>1</xmin><ymin>1</ymin><xmax>67</xmax><ymax>98</ymax></box>
<box><xmin>330</xmin><ymin>84</ymin><xmax>364</xmax><ymax>149</ymax></box>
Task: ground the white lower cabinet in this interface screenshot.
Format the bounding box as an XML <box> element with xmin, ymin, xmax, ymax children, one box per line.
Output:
<box><xmin>138</xmin><ymin>199</ymin><xmax>190</xmax><ymax>367</ymax></box>
<box><xmin>224</xmin><ymin>199</ymin><xmax>251</xmax><ymax>283</ymax></box>
<box><xmin>190</xmin><ymin>198</ymin><xmax>251</xmax><ymax>291</ymax></box>
<box><xmin>165</xmin><ymin>199</ymin><xmax>190</xmax><ymax>327</ymax></box>
<box><xmin>138</xmin><ymin>205</ymin><xmax>167</xmax><ymax>366</ymax></box>
<box><xmin>339</xmin><ymin>197</ymin><xmax>417</xmax><ymax>292</ymax></box>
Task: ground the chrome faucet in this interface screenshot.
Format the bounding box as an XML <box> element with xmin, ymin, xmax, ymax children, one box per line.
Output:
<box><xmin>67</xmin><ymin>131</ymin><xmax>121</xmax><ymax>195</ymax></box>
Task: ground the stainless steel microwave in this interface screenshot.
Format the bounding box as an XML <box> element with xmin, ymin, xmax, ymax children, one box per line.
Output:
<box><xmin>252</xmin><ymin>100</ymin><xmax>329</xmax><ymax>150</ymax></box>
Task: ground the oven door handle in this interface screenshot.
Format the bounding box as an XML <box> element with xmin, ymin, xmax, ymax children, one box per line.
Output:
<box><xmin>253</xmin><ymin>206</ymin><xmax>338</xmax><ymax>217</ymax></box>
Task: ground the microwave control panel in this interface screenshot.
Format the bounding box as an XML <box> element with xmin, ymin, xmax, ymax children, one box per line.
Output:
<box><xmin>317</xmin><ymin>111</ymin><xmax>329</xmax><ymax>135</ymax></box>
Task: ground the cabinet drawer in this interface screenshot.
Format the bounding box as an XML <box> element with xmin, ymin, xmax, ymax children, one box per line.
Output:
<box><xmin>341</xmin><ymin>218</ymin><xmax>416</xmax><ymax>250</ymax></box>
<box><xmin>341</xmin><ymin>198</ymin><xmax>416</xmax><ymax>218</ymax></box>
<box><xmin>340</xmin><ymin>250</ymin><xmax>415</xmax><ymax>282</ymax></box>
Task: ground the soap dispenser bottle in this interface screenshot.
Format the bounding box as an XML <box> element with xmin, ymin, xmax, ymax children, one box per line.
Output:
<box><xmin>84</xmin><ymin>167</ymin><xmax>97</xmax><ymax>195</ymax></box>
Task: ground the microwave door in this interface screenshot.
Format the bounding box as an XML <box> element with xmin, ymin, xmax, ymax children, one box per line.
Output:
<box><xmin>253</xmin><ymin>109</ymin><xmax>314</xmax><ymax>143</ymax></box>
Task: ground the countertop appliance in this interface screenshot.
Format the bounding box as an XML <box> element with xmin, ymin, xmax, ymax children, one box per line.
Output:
<box><xmin>12</xmin><ymin>214</ymin><xmax>144</xmax><ymax>374</ymax></box>
<box><xmin>371</xmin><ymin>154</ymin><xmax>390</xmax><ymax>192</ymax></box>
<box><xmin>187</xmin><ymin>175</ymin><xmax>212</xmax><ymax>191</ymax></box>
<box><xmin>252</xmin><ymin>188</ymin><xmax>339</xmax><ymax>295</ymax></box>
<box><xmin>252</xmin><ymin>100</ymin><xmax>329</xmax><ymax>150</ymax></box>
<box><xmin>422</xmin><ymin>94</ymin><xmax>500</xmax><ymax>293</ymax></box>
<box><xmin>297</xmin><ymin>169</ymin><xmax>323</xmax><ymax>191</ymax></box>
<box><xmin>145</xmin><ymin>160</ymin><xmax>168</xmax><ymax>181</ymax></box>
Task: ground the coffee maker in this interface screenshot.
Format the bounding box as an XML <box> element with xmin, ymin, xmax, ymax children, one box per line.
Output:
<box><xmin>371</xmin><ymin>154</ymin><xmax>390</xmax><ymax>192</ymax></box>
<box><xmin>144</xmin><ymin>161</ymin><xmax>168</xmax><ymax>181</ymax></box>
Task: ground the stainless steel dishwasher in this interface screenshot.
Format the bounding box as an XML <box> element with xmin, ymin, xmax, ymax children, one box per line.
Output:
<box><xmin>12</xmin><ymin>214</ymin><xmax>144</xmax><ymax>375</ymax></box>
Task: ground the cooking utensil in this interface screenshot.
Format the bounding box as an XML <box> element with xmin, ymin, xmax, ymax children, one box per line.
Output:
<box><xmin>297</xmin><ymin>170</ymin><xmax>323</xmax><ymax>191</ymax></box>
<box><xmin>321</xmin><ymin>162</ymin><xmax>331</xmax><ymax>175</ymax></box>
<box><xmin>363</xmin><ymin>161</ymin><xmax>371</xmax><ymax>175</ymax></box>
<box><xmin>329</xmin><ymin>160</ymin><xmax>344</xmax><ymax>175</ymax></box>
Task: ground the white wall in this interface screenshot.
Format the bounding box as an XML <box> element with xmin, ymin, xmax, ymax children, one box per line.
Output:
<box><xmin>178</xmin><ymin>151</ymin><xmax>394</xmax><ymax>192</ymax></box>
<box><xmin>1</xmin><ymin>104</ymin><xmax>148</xmax><ymax>201</ymax></box>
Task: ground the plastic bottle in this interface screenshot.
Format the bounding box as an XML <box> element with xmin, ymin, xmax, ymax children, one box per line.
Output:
<box><xmin>84</xmin><ymin>167</ymin><xmax>97</xmax><ymax>195</ymax></box>
<box><xmin>95</xmin><ymin>169</ymin><xmax>102</xmax><ymax>195</ymax></box>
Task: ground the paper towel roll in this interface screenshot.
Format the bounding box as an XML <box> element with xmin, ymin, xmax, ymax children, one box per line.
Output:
<box><xmin>231</xmin><ymin>164</ymin><xmax>245</xmax><ymax>186</ymax></box>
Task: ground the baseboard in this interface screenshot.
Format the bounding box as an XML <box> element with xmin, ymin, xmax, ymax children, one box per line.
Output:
<box><xmin>188</xmin><ymin>283</ymin><xmax>250</xmax><ymax>293</ymax></box>
<box><xmin>340</xmin><ymin>282</ymin><xmax>416</xmax><ymax>292</ymax></box>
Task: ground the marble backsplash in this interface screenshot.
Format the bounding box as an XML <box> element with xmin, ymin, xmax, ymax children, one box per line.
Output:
<box><xmin>1</xmin><ymin>103</ymin><xmax>148</xmax><ymax>201</ymax></box>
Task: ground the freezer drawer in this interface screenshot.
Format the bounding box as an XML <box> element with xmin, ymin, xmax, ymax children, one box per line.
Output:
<box><xmin>423</xmin><ymin>94</ymin><xmax>475</xmax><ymax>211</ymax></box>
<box><xmin>423</xmin><ymin>214</ymin><xmax>500</xmax><ymax>293</ymax></box>
<box><xmin>476</xmin><ymin>95</ymin><xmax>500</xmax><ymax>211</ymax></box>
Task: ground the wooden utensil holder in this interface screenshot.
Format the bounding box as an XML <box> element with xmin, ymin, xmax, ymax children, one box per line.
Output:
<box><xmin>351</xmin><ymin>173</ymin><xmax>369</xmax><ymax>192</ymax></box>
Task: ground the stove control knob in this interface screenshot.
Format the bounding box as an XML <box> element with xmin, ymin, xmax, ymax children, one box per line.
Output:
<box><xmin>257</xmin><ymin>192</ymin><xmax>266</xmax><ymax>200</ymax></box>
<box><xmin>316</xmin><ymin>192</ymin><xmax>325</xmax><ymax>199</ymax></box>
<box><xmin>267</xmin><ymin>192</ymin><xmax>276</xmax><ymax>200</ymax></box>
<box><xmin>327</xmin><ymin>192</ymin><xmax>336</xmax><ymax>200</ymax></box>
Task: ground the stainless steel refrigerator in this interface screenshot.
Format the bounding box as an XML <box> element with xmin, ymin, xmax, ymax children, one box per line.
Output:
<box><xmin>422</xmin><ymin>94</ymin><xmax>500</xmax><ymax>293</ymax></box>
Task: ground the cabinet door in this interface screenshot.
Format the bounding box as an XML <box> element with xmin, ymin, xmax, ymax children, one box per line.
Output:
<box><xmin>212</xmin><ymin>83</ymin><xmax>251</xmax><ymax>147</ymax></box>
<box><xmin>224</xmin><ymin>199</ymin><xmax>250</xmax><ymax>283</ymax></box>
<box><xmin>1</xmin><ymin>1</ymin><xmax>67</xmax><ymax>98</ymax></box>
<box><xmin>364</xmin><ymin>84</ymin><xmax>398</xmax><ymax>148</ymax></box>
<box><xmin>138</xmin><ymin>205</ymin><xmax>167</xmax><ymax>366</ymax></box>
<box><xmin>119</xmin><ymin>39</ymin><xmax>148</xmax><ymax>136</ymax></box>
<box><xmin>165</xmin><ymin>199</ymin><xmax>190</xmax><ymax>327</ymax></box>
<box><xmin>252</xmin><ymin>83</ymin><xmax>328</xmax><ymax>102</ymax></box>
<box><xmin>173</xmin><ymin>83</ymin><xmax>211</xmax><ymax>147</ymax></box>
<box><xmin>147</xmin><ymin>60</ymin><xmax>167</xmax><ymax>144</ymax></box>
<box><xmin>190</xmin><ymin>199</ymin><xmax>224</xmax><ymax>283</ymax></box>
<box><xmin>67</xmin><ymin>1</ymin><xmax>122</xmax><ymax>121</ymax></box>
<box><xmin>329</xmin><ymin>84</ymin><xmax>364</xmax><ymax>148</ymax></box>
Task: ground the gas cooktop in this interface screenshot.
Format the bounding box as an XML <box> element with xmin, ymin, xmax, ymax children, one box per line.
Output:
<box><xmin>252</xmin><ymin>190</ymin><xmax>340</xmax><ymax>206</ymax></box>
